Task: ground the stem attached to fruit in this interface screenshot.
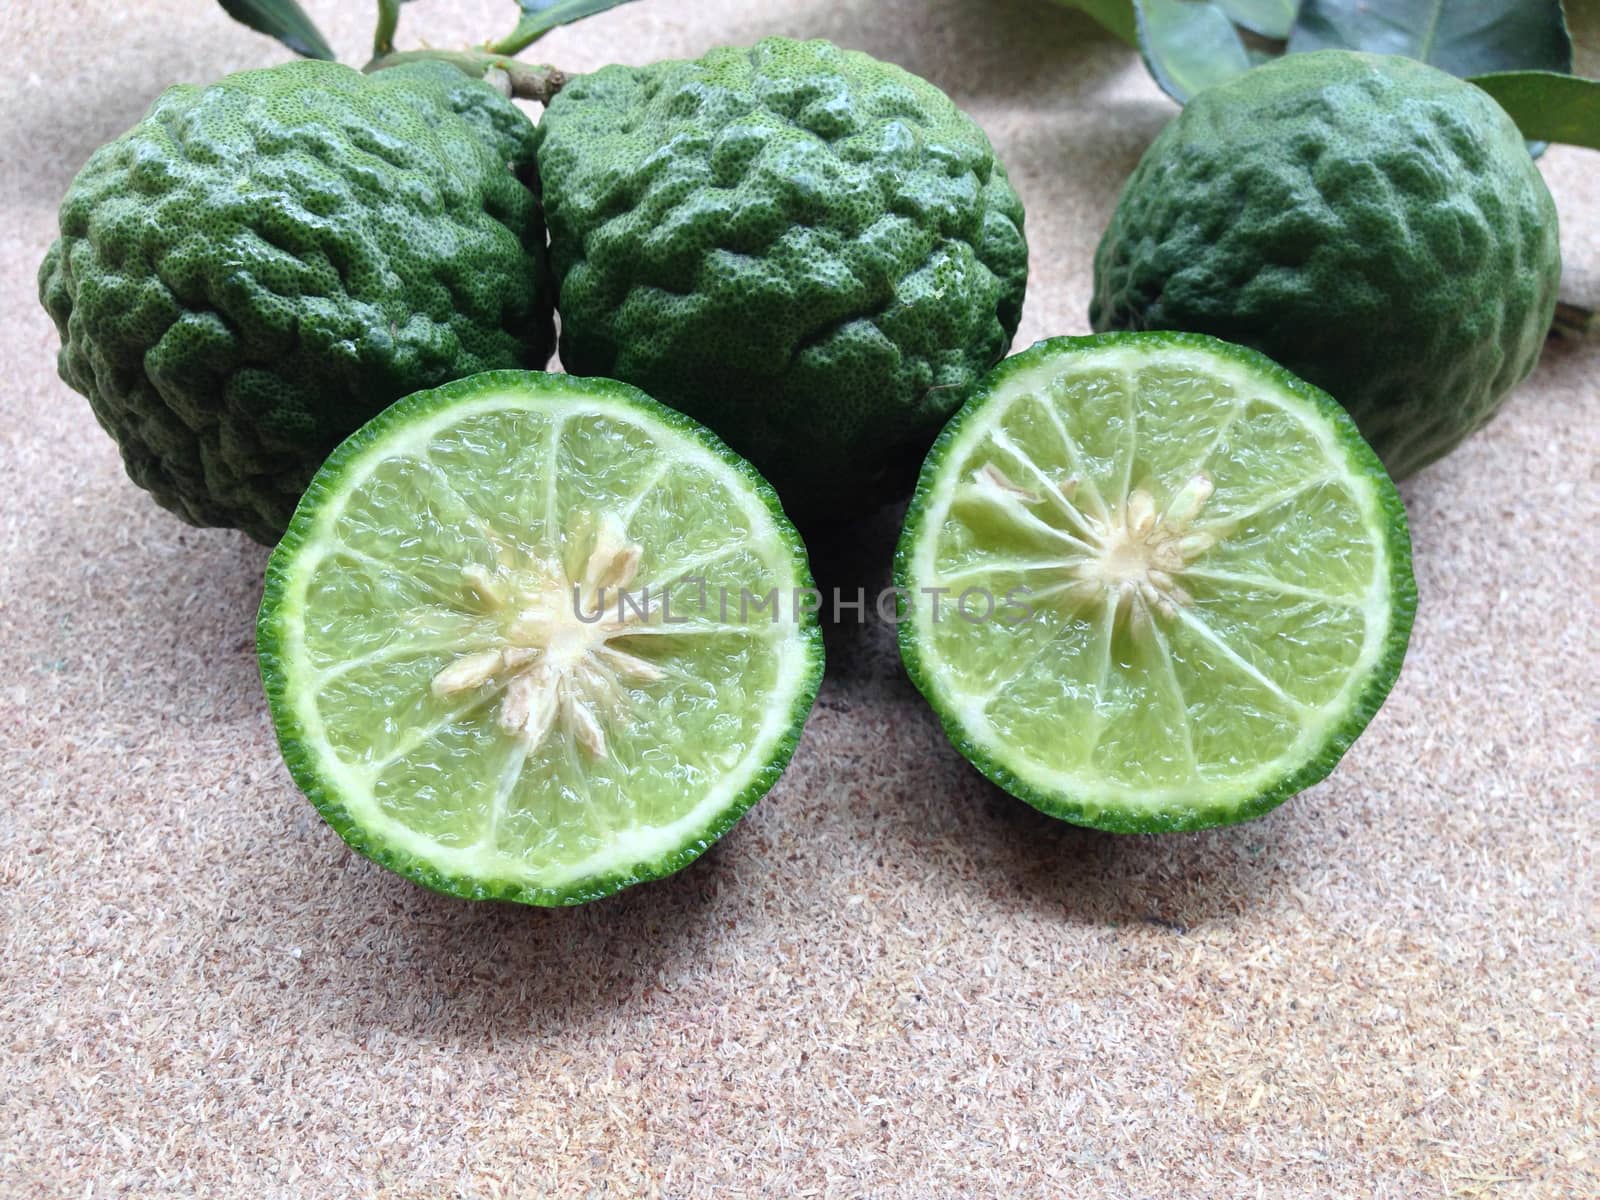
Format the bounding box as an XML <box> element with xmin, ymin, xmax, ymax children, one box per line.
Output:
<box><xmin>362</xmin><ymin>49</ymin><xmax>567</xmax><ymax>103</ymax></box>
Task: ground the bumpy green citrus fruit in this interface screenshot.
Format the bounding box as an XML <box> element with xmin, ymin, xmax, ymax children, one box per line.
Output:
<box><xmin>258</xmin><ymin>370</ymin><xmax>822</xmax><ymax>905</ymax></box>
<box><xmin>1091</xmin><ymin>51</ymin><xmax>1560</xmax><ymax>478</ymax></box>
<box><xmin>39</xmin><ymin>60</ymin><xmax>556</xmax><ymax>544</ymax></box>
<box><xmin>535</xmin><ymin>37</ymin><xmax>1029</xmax><ymax>521</ymax></box>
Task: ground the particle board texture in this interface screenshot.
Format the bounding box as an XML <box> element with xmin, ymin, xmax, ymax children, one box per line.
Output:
<box><xmin>1</xmin><ymin>1</ymin><xmax>1595</xmax><ymax>1197</ymax></box>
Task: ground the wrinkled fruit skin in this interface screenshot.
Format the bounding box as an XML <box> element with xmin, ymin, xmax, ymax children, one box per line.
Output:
<box><xmin>535</xmin><ymin>37</ymin><xmax>1028</xmax><ymax>520</ymax></box>
<box><xmin>39</xmin><ymin>60</ymin><xmax>555</xmax><ymax>543</ymax></box>
<box><xmin>1091</xmin><ymin>51</ymin><xmax>1560</xmax><ymax>478</ymax></box>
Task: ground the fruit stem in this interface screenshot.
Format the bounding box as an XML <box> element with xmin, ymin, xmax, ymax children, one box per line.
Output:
<box><xmin>363</xmin><ymin>49</ymin><xmax>567</xmax><ymax>103</ymax></box>
<box><xmin>372</xmin><ymin>0</ymin><xmax>401</xmax><ymax>57</ymax></box>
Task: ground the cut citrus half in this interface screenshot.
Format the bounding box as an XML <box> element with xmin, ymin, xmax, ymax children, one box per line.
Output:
<box><xmin>895</xmin><ymin>333</ymin><xmax>1415</xmax><ymax>832</ymax></box>
<box><xmin>258</xmin><ymin>371</ymin><xmax>823</xmax><ymax>904</ymax></box>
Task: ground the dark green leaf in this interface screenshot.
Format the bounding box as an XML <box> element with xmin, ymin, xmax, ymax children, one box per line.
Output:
<box><xmin>1550</xmin><ymin>301</ymin><xmax>1597</xmax><ymax>341</ymax></box>
<box><xmin>1471</xmin><ymin>69</ymin><xmax>1600</xmax><ymax>149</ymax></box>
<box><xmin>512</xmin><ymin>0</ymin><xmax>643</xmax><ymax>40</ymax></box>
<box><xmin>1288</xmin><ymin>0</ymin><xmax>1572</xmax><ymax>79</ymax></box>
<box><xmin>1049</xmin><ymin>0</ymin><xmax>1139</xmax><ymax>46</ymax></box>
<box><xmin>1216</xmin><ymin>0</ymin><xmax>1297</xmax><ymax>41</ymax></box>
<box><xmin>217</xmin><ymin>0</ymin><xmax>334</xmax><ymax>60</ymax></box>
<box><xmin>1136</xmin><ymin>0</ymin><xmax>1252</xmax><ymax>103</ymax></box>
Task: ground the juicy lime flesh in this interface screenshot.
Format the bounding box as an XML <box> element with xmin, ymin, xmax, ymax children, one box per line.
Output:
<box><xmin>901</xmin><ymin>339</ymin><xmax>1406</xmax><ymax>829</ymax></box>
<box><xmin>265</xmin><ymin>377</ymin><xmax>819</xmax><ymax>900</ymax></box>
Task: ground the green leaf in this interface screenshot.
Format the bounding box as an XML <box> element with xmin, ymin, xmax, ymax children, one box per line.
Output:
<box><xmin>1049</xmin><ymin>0</ymin><xmax>1139</xmax><ymax>46</ymax></box>
<box><xmin>1550</xmin><ymin>300</ymin><xmax>1597</xmax><ymax>341</ymax></box>
<box><xmin>1471</xmin><ymin>69</ymin><xmax>1600</xmax><ymax>149</ymax></box>
<box><xmin>485</xmin><ymin>0</ymin><xmax>644</xmax><ymax>55</ymax></box>
<box><xmin>512</xmin><ymin>0</ymin><xmax>643</xmax><ymax>40</ymax></box>
<box><xmin>1288</xmin><ymin>0</ymin><xmax>1573</xmax><ymax>78</ymax></box>
<box><xmin>216</xmin><ymin>0</ymin><xmax>335</xmax><ymax>60</ymax></box>
<box><xmin>1216</xmin><ymin>0</ymin><xmax>1297</xmax><ymax>41</ymax></box>
<box><xmin>1135</xmin><ymin>0</ymin><xmax>1252</xmax><ymax>103</ymax></box>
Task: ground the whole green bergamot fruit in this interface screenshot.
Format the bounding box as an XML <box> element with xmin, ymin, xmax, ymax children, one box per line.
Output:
<box><xmin>39</xmin><ymin>59</ymin><xmax>556</xmax><ymax>544</ymax></box>
<box><xmin>1091</xmin><ymin>50</ymin><xmax>1560</xmax><ymax>478</ymax></box>
<box><xmin>535</xmin><ymin>37</ymin><xmax>1028</xmax><ymax>520</ymax></box>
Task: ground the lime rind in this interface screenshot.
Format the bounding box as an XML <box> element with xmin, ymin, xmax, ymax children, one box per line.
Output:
<box><xmin>895</xmin><ymin>332</ymin><xmax>1416</xmax><ymax>833</ymax></box>
<box><xmin>259</xmin><ymin>371</ymin><xmax>824</xmax><ymax>904</ymax></box>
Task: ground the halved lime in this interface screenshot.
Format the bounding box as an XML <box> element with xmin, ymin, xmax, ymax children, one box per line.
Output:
<box><xmin>258</xmin><ymin>371</ymin><xmax>823</xmax><ymax>904</ymax></box>
<box><xmin>895</xmin><ymin>333</ymin><xmax>1415</xmax><ymax>832</ymax></box>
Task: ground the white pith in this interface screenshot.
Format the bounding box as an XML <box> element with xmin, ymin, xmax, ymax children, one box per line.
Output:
<box><xmin>971</xmin><ymin>461</ymin><xmax>1219</xmax><ymax>637</ymax></box>
<box><xmin>273</xmin><ymin>386</ymin><xmax>815</xmax><ymax>890</ymax></box>
<box><xmin>427</xmin><ymin>513</ymin><xmax>669</xmax><ymax>761</ymax></box>
<box><xmin>908</xmin><ymin>346</ymin><xmax>1397</xmax><ymax>816</ymax></box>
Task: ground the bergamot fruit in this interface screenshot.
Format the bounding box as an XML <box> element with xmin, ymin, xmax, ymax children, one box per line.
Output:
<box><xmin>258</xmin><ymin>370</ymin><xmax>823</xmax><ymax>905</ymax></box>
<box><xmin>896</xmin><ymin>333</ymin><xmax>1415</xmax><ymax>833</ymax></box>
<box><xmin>39</xmin><ymin>59</ymin><xmax>556</xmax><ymax>544</ymax></box>
<box><xmin>1091</xmin><ymin>51</ymin><xmax>1560</xmax><ymax>478</ymax></box>
<box><xmin>534</xmin><ymin>36</ymin><xmax>1029</xmax><ymax>521</ymax></box>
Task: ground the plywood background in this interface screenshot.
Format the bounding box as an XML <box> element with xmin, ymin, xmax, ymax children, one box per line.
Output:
<box><xmin>1</xmin><ymin>1</ymin><xmax>1594</xmax><ymax>1196</ymax></box>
